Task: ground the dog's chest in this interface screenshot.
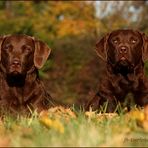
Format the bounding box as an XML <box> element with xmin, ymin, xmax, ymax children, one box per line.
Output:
<box><xmin>119</xmin><ymin>78</ymin><xmax>133</xmax><ymax>91</ymax></box>
<box><xmin>112</xmin><ymin>74</ymin><xmax>137</xmax><ymax>93</ymax></box>
<box><xmin>0</xmin><ymin>79</ymin><xmax>23</xmax><ymax>105</ymax></box>
<box><xmin>0</xmin><ymin>77</ymin><xmax>41</xmax><ymax>106</ymax></box>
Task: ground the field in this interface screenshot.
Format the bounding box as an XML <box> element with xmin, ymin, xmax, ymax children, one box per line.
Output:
<box><xmin>0</xmin><ymin>106</ymin><xmax>148</xmax><ymax>147</ymax></box>
<box><xmin>0</xmin><ymin>1</ymin><xmax>147</xmax><ymax>147</ymax></box>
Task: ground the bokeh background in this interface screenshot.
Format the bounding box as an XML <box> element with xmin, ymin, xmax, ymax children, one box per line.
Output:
<box><xmin>0</xmin><ymin>1</ymin><xmax>148</xmax><ymax>107</ymax></box>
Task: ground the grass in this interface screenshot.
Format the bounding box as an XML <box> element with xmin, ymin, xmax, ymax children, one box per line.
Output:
<box><xmin>0</xmin><ymin>106</ymin><xmax>148</xmax><ymax>147</ymax></box>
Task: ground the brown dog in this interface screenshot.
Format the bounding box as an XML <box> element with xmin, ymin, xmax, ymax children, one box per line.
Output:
<box><xmin>86</xmin><ymin>29</ymin><xmax>148</xmax><ymax>112</ymax></box>
<box><xmin>0</xmin><ymin>35</ymin><xmax>55</xmax><ymax>115</ymax></box>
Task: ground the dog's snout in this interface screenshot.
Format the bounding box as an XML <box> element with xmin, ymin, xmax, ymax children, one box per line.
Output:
<box><xmin>119</xmin><ymin>46</ymin><xmax>128</xmax><ymax>54</ymax></box>
<box><xmin>12</xmin><ymin>59</ymin><xmax>21</xmax><ymax>66</ymax></box>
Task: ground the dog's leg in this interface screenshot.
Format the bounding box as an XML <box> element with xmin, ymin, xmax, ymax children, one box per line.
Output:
<box><xmin>85</xmin><ymin>92</ymin><xmax>101</xmax><ymax>111</ymax></box>
<box><xmin>86</xmin><ymin>77</ymin><xmax>119</xmax><ymax>113</ymax></box>
<box><xmin>134</xmin><ymin>76</ymin><xmax>148</xmax><ymax>107</ymax></box>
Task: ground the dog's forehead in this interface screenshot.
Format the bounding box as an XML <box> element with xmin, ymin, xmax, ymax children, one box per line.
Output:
<box><xmin>109</xmin><ymin>30</ymin><xmax>141</xmax><ymax>38</ymax></box>
<box><xmin>4</xmin><ymin>35</ymin><xmax>34</xmax><ymax>46</ymax></box>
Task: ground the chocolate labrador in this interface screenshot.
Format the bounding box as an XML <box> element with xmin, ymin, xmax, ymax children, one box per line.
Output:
<box><xmin>86</xmin><ymin>29</ymin><xmax>148</xmax><ymax>112</ymax></box>
<box><xmin>0</xmin><ymin>35</ymin><xmax>55</xmax><ymax>115</ymax></box>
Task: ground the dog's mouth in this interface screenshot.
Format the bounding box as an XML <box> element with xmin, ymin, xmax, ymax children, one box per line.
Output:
<box><xmin>10</xmin><ymin>71</ymin><xmax>21</xmax><ymax>75</ymax></box>
<box><xmin>114</xmin><ymin>58</ymin><xmax>134</xmax><ymax>76</ymax></box>
<box><xmin>118</xmin><ymin>59</ymin><xmax>129</xmax><ymax>67</ymax></box>
<box><xmin>9</xmin><ymin>62</ymin><xmax>22</xmax><ymax>74</ymax></box>
<box><xmin>9</xmin><ymin>67</ymin><xmax>22</xmax><ymax>75</ymax></box>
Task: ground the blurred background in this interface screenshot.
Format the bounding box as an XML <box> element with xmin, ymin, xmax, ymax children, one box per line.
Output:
<box><xmin>0</xmin><ymin>1</ymin><xmax>148</xmax><ymax>107</ymax></box>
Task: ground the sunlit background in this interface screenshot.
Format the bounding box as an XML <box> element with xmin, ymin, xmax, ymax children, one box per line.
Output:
<box><xmin>0</xmin><ymin>1</ymin><xmax>147</xmax><ymax>107</ymax></box>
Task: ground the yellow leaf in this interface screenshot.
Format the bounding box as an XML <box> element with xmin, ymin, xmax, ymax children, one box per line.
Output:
<box><xmin>144</xmin><ymin>105</ymin><xmax>148</xmax><ymax>121</ymax></box>
<box><xmin>141</xmin><ymin>105</ymin><xmax>148</xmax><ymax>131</ymax></box>
<box><xmin>39</xmin><ymin>116</ymin><xmax>64</xmax><ymax>134</ymax></box>
<box><xmin>126</xmin><ymin>109</ymin><xmax>145</xmax><ymax>121</ymax></box>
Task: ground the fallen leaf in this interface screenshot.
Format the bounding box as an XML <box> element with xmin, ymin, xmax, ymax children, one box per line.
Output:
<box><xmin>40</xmin><ymin>106</ymin><xmax>76</xmax><ymax>121</ymax></box>
<box><xmin>126</xmin><ymin>109</ymin><xmax>144</xmax><ymax>121</ymax></box>
<box><xmin>144</xmin><ymin>105</ymin><xmax>148</xmax><ymax>121</ymax></box>
<box><xmin>39</xmin><ymin>115</ymin><xmax>64</xmax><ymax>134</ymax></box>
<box><xmin>141</xmin><ymin>105</ymin><xmax>148</xmax><ymax>131</ymax></box>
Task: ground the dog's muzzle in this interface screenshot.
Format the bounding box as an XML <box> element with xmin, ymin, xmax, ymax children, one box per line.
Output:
<box><xmin>9</xmin><ymin>59</ymin><xmax>22</xmax><ymax>74</ymax></box>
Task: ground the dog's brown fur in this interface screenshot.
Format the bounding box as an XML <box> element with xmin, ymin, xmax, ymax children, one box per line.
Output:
<box><xmin>86</xmin><ymin>29</ymin><xmax>148</xmax><ymax>112</ymax></box>
<box><xmin>0</xmin><ymin>35</ymin><xmax>54</xmax><ymax>115</ymax></box>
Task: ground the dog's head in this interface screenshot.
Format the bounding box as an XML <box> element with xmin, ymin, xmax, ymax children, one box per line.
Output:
<box><xmin>96</xmin><ymin>29</ymin><xmax>148</xmax><ymax>74</ymax></box>
<box><xmin>0</xmin><ymin>35</ymin><xmax>51</xmax><ymax>76</ymax></box>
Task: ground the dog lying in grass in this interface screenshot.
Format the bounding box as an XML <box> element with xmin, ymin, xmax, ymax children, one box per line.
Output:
<box><xmin>0</xmin><ymin>35</ymin><xmax>55</xmax><ymax>115</ymax></box>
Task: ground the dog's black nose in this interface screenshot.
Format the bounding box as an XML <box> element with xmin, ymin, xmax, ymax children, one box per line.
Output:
<box><xmin>119</xmin><ymin>46</ymin><xmax>128</xmax><ymax>54</ymax></box>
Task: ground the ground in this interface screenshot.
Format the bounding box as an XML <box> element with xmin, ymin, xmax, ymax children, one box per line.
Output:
<box><xmin>0</xmin><ymin>106</ymin><xmax>148</xmax><ymax>147</ymax></box>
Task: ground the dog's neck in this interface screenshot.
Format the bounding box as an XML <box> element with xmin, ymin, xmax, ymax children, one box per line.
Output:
<box><xmin>6</xmin><ymin>74</ymin><xmax>26</xmax><ymax>87</ymax></box>
<box><xmin>107</xmin><ymin>60</ymin><xmax>144</xmax><ymax>76</ymax></box>
<box><xmin>0</xmin><ymin>65</ymin><xmax>40</xmax><ymax>104</ymax></box>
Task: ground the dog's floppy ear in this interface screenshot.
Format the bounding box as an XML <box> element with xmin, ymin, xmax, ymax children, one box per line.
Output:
<box><xmin>0</xmin><ymin>36</ymin><xmax>7</xmax><ymax>61</ymax></box>
<box><xmin>141</xmin><ymin>33</ymin><xmax>148</xmax><ymax>62</ymax></box>
<box><xmin>33</xmin><ymin>39</ymin><xmax>51</xmax><ymax>69</ymax></box>
<box><xmin>95</xmin><ymin>33</ymin><xmax>110</xmax><ymax>61</ymax></box>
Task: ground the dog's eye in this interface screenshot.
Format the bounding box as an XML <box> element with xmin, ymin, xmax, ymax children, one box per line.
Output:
<box><xmin>22</xmin><ymin>45</ymin><xmax>32</xmax><ymax>53</ymax></box>
<box><xmin>131</xmin><ymin>39</ymin><xmax>136</xmax><ymax>44</ymax></box>
<box><xmin>131</xmin><ymin>38</ymin><xmax>137</xmax><ymax>44</ymax></box>
<box><xmin>26</xmin><ymin>47</ymin><xmax>31</xmax><ymax>52</ymax></box>
<box><xmin>113</xmin><ymin>39</ymin><xmax>118</xmax><ymax>44</ymax></box>
<box><xmin>4</xmin><ymin>44</ymin><xmax>11</xmax><ymax>50</ymax></box>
